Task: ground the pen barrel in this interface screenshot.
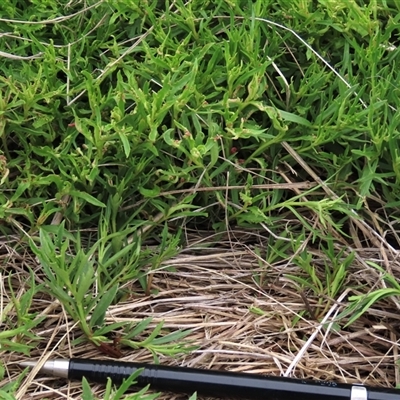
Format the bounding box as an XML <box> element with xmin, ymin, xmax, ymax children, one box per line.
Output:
<box><xmin>68</xmin><ymin>359</ymin><xmax>400</xmax><ymax>400</ymax></box>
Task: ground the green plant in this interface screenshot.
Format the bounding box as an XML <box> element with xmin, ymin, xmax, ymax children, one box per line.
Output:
<box><xmin>81</xmin><ymin>374</ymin><xmax>160</xmax><ymax>400</ymax></box>
<box><xmin>340</xmin><ymin>261</ymin><xmax>400</xmax><ymax>327</ymax></box>
<box><xmin>0</xmin><ymin>271</ymin><xmax>43</xmax><ymax>355</ymax></box>
<box><xmin>286</xmin><ymin>238</ymin><xmax>355</xmax><ymax>321</ymax></box>
<box><xmin>28</xmin><ymin>222</ymin><xmax>193</xmax><ymax>358</ymax></box>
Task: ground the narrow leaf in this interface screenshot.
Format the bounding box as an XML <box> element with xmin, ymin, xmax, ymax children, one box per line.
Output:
<box><xmin>90</xmin><ymin>285</ymin><xmax>119</xmax><ymax>328</ymax></box>
<box><xmin>69</xmin><ymin>190</ymin><xmax>106</xmax><ymax>207</ymax></box>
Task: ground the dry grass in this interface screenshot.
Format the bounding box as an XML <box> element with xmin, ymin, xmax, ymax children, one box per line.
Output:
<box><xmin>3</xmin><ymin>228</ymin><xmax>400</xmax><ymax>399</ymax></box>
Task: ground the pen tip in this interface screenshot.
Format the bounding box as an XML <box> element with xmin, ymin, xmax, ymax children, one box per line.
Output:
<box><xmin>20</xmin><ymin>361</ymin><xmax>38</xmax><ymax>368</ymax></box>
<box><xmin>18</xmin><ymin>359</ymin><xmax>70</xmax><ymax>378</ymax></box>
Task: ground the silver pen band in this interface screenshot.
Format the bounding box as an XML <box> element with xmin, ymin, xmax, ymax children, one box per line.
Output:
<box><xmin>351</xmin><ymin>385</ymin><xmax>367</xmax><ymax>400</ymax></box>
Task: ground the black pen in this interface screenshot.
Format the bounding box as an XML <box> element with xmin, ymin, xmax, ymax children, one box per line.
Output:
<box><xmin>20</xmin><ymin>358</ymin><xmax>400</xmax><ymax>400</ymax></box>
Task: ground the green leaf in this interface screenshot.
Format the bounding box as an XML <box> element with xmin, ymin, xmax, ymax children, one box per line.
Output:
<box><xmin>90</xmin><ymin>285</ymin><xmax>119</xmax><ymax>328</ymax></box>
<box><xmin>151</xmin><ymin>329</ymin><xmax>192</xmax><ymax>345</ymax></box>
<box><xmin>74</xmin><ymin>262</ymin><xmax>96</xmax><ymax>305</ymax></box>
<box><xmin>10</xmin><ymin>181</ymin><xmax>30</xmax><ymax>202</ymax></box>
<box><xmin>113</xmin><ymin>368</ymin><xmax>146</xmax><ymax>399</ymax></box>
<box><xmin>278</xmin><ymin>110</ymin><xmax>313</xmax><ymax>127</ymax></box>
<box><xmin>139</xmin><ymin>186</ymin><xmax>161</xmax><ymax>198</ymax></box>
<box><xmin>69</xmin><ymin>190</ymin><xmax>106</xmax><ymax>207</ymax></box>
<box><xmin>344</xmin><ymin>288</ymin><xmax>400</xmax><ymax>326</ymax></box>
<box><xmin>119</xmin><ymin>131</ymin><xmax>131</xmax><ymax>158</ymax></box>
<box><xmin>124</xmin><ymin>318</ymin><xmax>153</xmax><ymax>339</ymax></box>
<box><xmin>94</xmin><ymin>322</ymin><xmax>127</xmax><ymax>336</ymax></box>
<box><xmin>0</xmin><ymin>363</ymin><xmax>5</xmax><ymax>380</ymax></box>
<box><xmin>139</xmin><ymin>321</ymin><xmax>164</xmax><ymax>345</ymax></box>
<box><xmin>100</xmin><ymin>241</ymin><xmax>138</xmax><ymax>270</ymax></box>
<box><xmin>81</xmin><ymin>377</ymin><xmax>95</xmax><ymax>400</ymax></box>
